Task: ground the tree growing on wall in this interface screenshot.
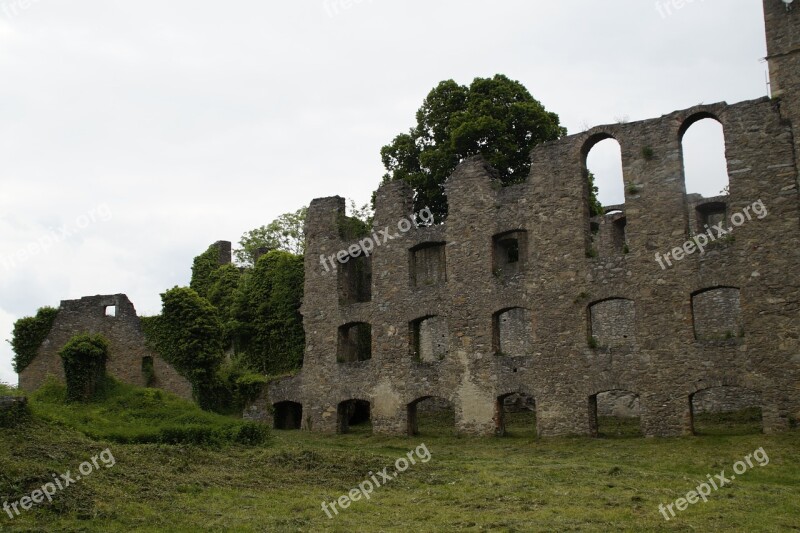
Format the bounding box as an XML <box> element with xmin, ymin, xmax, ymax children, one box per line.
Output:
<box><xmin>380</xmin><ymin>74</ymin><xmax>568</xmax><ymax>218</ymax></box>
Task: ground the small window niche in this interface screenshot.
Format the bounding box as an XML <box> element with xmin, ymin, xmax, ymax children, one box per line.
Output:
<box><xmin>410</xmin><ymin>242</ymin><xmax>447</xmax><ymax>288</ymax></box>
<box><xmin>410</xmin><ymin>315</ymin><xmax>449</xmax><ymax>363</ymax></box>
<box><xmin>492</xmin><ymin>230</ymin><xmax>527</xmax><ymax>279</ymax></box>
<box><xmin>339</xmin><ymin>255</ymin><xmax>372</xmax><ymax>305</ymax></box>
<box><xmin>691</xmin><ymin>287</ymin><xmax>743</xmax><ymax>342</ymax></box>
<box><xmin>337</xmin><ymin>322</ymin><xmax>372</xmax><ymax>363</ymax></box>
<box><xmin>695</xmin><ymin>201</ymin><xmax>727</xmax><ymax>234</ymax></box>
<box><xmin>588</xmin><ymin>298</ymin><xmax>636</xmax><ymax>349</ymax></box>
<box><xmin>493</xmin><ymin>307</ymin><xmax>534</xmax><ymax>357</ymax></box>
<box><xmin>141</xmin><ymin>356</ymin><xmax>156</xmax><ymax>387</ymax></box>
<box><xmin>105</xmin><ymin>305</ymin><xmax>117</xmax><ymax>318</ymax></box>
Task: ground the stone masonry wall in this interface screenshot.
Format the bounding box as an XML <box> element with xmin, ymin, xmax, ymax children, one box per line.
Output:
<box><xmin>256</xmin><ymin>0</ymin><xmax>800</xmax><ymax>437</ymax></box>
<box><xmin>19</xmin><ymin>295</ymin><xmax>192</xmax><ymax>401</ymax></box>
<box><xmin>692</xmin><ymin>288</ymin><xmax>743</xmax><ymax>341</ymax></box>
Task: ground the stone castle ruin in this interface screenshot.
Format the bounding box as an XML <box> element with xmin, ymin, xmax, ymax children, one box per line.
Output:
<box><xmin>19</xmin><ymin>294</ymin><xmax>192</xmax><ymax>400</ymax></box>
<box><xmin>253</xmin><ymin>0</ymin><xmax>800</xmax><ymax>437</ymax></box>
<box><xmin>15</xmin><ymin>1</ymin><xmax>800</xmax><ymax>438</ymax></box>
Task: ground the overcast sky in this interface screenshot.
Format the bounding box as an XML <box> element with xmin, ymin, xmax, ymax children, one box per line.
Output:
<box><xmin>0</xmin><ymin>0</ymin><xmax>769</xmax><ymax>384</ymax></box>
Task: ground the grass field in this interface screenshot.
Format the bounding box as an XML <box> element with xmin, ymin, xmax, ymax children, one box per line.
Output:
<box><xmin>0</xmin><ymin>384</ymin><xmax>798</xmax><ymax>532</ymax></box>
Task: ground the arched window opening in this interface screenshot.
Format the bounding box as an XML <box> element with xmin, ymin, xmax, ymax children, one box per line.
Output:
<box><xmin>589</xmin><ymin>390</ymin><xmax>642</xmax><ymax>438</ymax></box>
<box><xmin>337</xmin><ymin>399</ymin><xmax>371</xmax><ymax>434</ymax></box>
<box><xmin>273</xmin><ymin>401</ymin><xmax>303</xmax><ymax>430</ymax></box>
<box><xmin>495</xmin><ymin>393</ymin><xmax>536</xmax><ymax>437</ymax></box>
<box><xmin>407</xmin><ymin>396</ymin><xmax>455</xmax><ymax>437</ymax></box>
<box><xmin>689</xmin><ymin>388</ymin><xmax>762</xmax><ymax>436</ymax></box>
<box><xmin>681</xmin><ymin>117</ymin><xmax>730</xmax><ymax>198</ymax></box>
<box><xmin>586</xmin><ymin>137</ymin><xmax>625</xmax><ymax>209</ymax></box>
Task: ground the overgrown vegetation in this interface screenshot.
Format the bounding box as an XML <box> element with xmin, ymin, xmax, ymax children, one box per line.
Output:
<box><xmin>141</xmin><ymin>242</ymin><xmax>306</xmax><ymax>413</ymax></box>
<box><xmin>189</xmin><ymin>244</ymin><xmax>222</xmax><ymax>299</ymax></box>
<box><xmin>9</xmin><ymin>306</ymin><xmax>58</xmax><ymax>373</ymax></box>
<box><xmin>29</xmin><ymin>377</ymin><xmax>268</xmax><ymax>446</ymax></box>
<box><xmin>232</xmin><ymin>251</ymin><xmax>305</xmax><ymax>375</ymax></box>
<box><xmin>59</xmin><ymin>334</ymin><xmax>109</xmax><ymax>402</ymax></box>
<box><xmin>141</xmin><ymin>287</ymin><xmax>225</xmax><ymax>409</ymax></box>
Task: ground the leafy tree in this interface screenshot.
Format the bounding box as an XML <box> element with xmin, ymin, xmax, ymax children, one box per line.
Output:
<box><xmin>339</xmin><ymin>200</ymin><xmax>374</xmax><ymax>241</ymax></box>
<box><xmin>380</xmin><ymin>74</ymin><xmax>567</xmax><ymax>218</ymax></box>
<box><xmin>235</xmin><ymin>207</ymin><xmax>307</xmax><ymax>266</ymax></box>
<box><xmin>10</xmin><ymin>306</ymin><xmax>59</xmax><ymax>373</ymax></box>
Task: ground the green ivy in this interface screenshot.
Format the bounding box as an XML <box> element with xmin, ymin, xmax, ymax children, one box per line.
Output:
<box><xmin>10</xmin><ymin>306</ymin><xmax>59</xmax><ymax>373</ymax></box>
<box><xmin>142</xmin><ymin>287</ymin><xmax>225</xmax><ymax>409</ymax></box>
<box><xmin>232</xmin><ymin>251</ymin><xmax>305</xmax><ymax>375</ymax></box>
<box><xmin>190</xmin><ymin>244</ymin><xmax>222</xmax><ymax>299</ymax></box>
<box><xmin>59</xmin><ymin>334</ymin><xmax>110</xmax><ymax>402</ymax></box>
<box><xmin>207</xmin><ymin>263</ymin><xmax>243</xmax><ymax>346</ymax></box>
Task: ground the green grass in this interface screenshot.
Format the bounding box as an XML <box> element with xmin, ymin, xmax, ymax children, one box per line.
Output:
<box><xmin>0</xmin><ymin>391</ymin><xmax>798</xmax><ymax>532</ymax></box>
<box><xmin>26</xmin><ymin>377</ymin><xmax>268</xmax><ymax>446</ymax></box>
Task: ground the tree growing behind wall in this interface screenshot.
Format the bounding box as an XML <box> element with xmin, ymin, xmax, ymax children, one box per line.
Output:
<box><xmin>380</xmin><ymin>74</ymin><xmax>569</xmax><ymax>218</ymax></box>
<box><xmin>10</xmin><ymin>306</ymin><xmax>59</xmax><ymax>373</ymax></box>
<box><xmin>587</xmin><ymin>171</ymin><xmax>603</xmax><ymax>217</ymax></box>
<box><xmin>232</xmin><ymin>250</ymin><xmax>305</xmax><ymax>374</ymax></box>
<box><xmin>235</xmin><ymin>207</ymin><xmax>308</xmax><ymax>266</ymax></box>
<box><xmin>59</xmin><ymin>333</ymin><xmax>109</xmax><ymax>402</ymax></box>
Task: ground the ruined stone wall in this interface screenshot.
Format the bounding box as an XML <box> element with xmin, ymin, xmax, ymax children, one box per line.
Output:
<box><xmin>256</xmin><ymin>0</ymin><xmax>800</xmax><ymax>438</ymax></box>
<box><xmin>19</xmin><ymin>295</ymin><xmax>192</xmax><ymax>401</ymax></box>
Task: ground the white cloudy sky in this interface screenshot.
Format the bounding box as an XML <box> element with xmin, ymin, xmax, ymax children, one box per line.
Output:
<box><xmin>0</xmin><ymin>0</ymin><xmax>769</xmax><ymax>384</ymax></box>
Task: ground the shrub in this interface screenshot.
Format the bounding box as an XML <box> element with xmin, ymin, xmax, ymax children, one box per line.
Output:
<box><xmin>0</xmin><ymin>397</ymin><xmax>30</xmax><ymax>428</ymax></box>
<box><xmin>235</xmin><ymin>423</ymin><xmax>270</xmax><ymax>445</ymax></box>
<box><xmin>59</xmin><ymin>334</ymin><xmax>109</xmax><ymax>402</ymax></box>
